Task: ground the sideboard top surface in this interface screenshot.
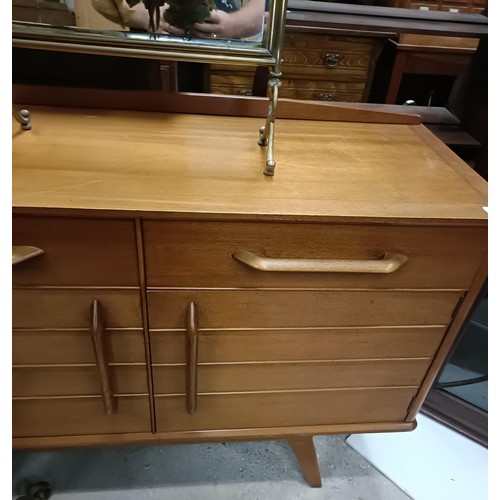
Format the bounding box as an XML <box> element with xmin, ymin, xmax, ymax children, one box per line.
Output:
<box><xmin>12</xmin><ymin>105</ymin><xmax>487</xmax><ymax>224</ymax></box>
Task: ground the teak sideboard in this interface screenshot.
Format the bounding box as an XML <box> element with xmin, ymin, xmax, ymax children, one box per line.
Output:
<box><xmin>12</xmin><ymin>88</ymin><xmax>487</xmax><ymax>488</ymax></box>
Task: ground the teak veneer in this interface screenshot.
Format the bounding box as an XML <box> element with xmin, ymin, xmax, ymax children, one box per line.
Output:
<box><xmin>12</xmin><ymin>88</ymin><xmax>487</xmax><ymax>488</ymax></box>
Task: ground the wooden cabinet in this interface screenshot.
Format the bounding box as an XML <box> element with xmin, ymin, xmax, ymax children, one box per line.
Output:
<box><xmin>402</xmin><ymin>0</ymin><xmax>486</xmax><ymax>13</ymax></box>
<box><xmin>143</xmin><ymin>216</ymin><xmax>470</xmax><ymax>436</ymax></box>
<box><xmin>12</xmin><ymin>217</ymin><xmax>152</xmax><ymax>439</ymax></box>
<box><xmin>12</xmin><ymin>94</ymin><xmax>487</xmax><ymax>486</ymax></box>
<box><xmin>13</xmin><ymin>0</ymin><xmax>75</xmax><ymax>25</ymax></box>
<box><xmin>210</xmin><ymin>31</ymin><xmax>382</xmax><ymax>101</ymax></box>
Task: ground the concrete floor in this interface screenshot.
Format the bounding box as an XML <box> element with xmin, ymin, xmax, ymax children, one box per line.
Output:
<box><xmin>12</xmin><ymin>435</ymin><xmax>412</xmax><ymax>499</ymax></box>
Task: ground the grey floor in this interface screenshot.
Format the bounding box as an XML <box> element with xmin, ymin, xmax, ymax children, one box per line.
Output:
<box><xmin>12</xmin><ymin>435</ymin><xmax>412</xmax><ymax>499</ymax></box>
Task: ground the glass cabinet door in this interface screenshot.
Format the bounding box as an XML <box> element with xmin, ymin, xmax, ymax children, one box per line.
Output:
<box><xmin>423</xmin><ymin>283</ymin><xmax>488</xmax><ymax>446</ymax></box>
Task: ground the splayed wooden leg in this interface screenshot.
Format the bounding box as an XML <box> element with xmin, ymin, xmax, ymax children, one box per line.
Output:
<box><xmin>288</xmin><ymin>436</ymin><xmax>323</xmax><ymax>488</ymax></box>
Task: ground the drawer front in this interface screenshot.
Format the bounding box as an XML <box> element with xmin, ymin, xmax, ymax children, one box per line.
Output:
<box><xmin>13</xmin><ymin>365</ymin><xmax>148</xmax><ymax>397</ymax></box>
<box><xmin>210</xmin><ymin>78</ymin><xmax>365</xmax><ymax>102</ymax></box>
<box><xmin>282</xmin><ymin>34</ymin><xmax>373</xmax><ymax>79</ymax></box>
<box><xmin>13</xmin><ymin>216</ymin><xmax>139</xmax><ymax>286</ymax></box>
<box><xmin>13</xmin><ymin>329</ymin><xmax>146</xmax><ymax>365</ymax></box>
<box><xmin>147</xmin><ymin>290</ymin><xmax>462</xmax><ymax>329</ymax></box>
<box><xmin>155</xmin><ymin>387</ymin><xmax>416</xmax><ymax>432</ymax></box>
<box><xmin>143</xmin><ymin>221</ymin><xmax>485</xmax><ymax>289</ymax></box>
<box><xmin>410</xmin><ymin>2</ymin><xmax>440</xmax><ymax>9</ymax></box>
<box><xmin>12</xmin><ymin>290</ymin><xmax>142</xmax><ymax>329</ymax></box>
<box><xmin>151</xmin><ymin>327</ymin><xmax>446</xmax><ymax>363</ymax></box>
<box><xmin>153</xmin><ymin>359</ymin><xmax>430</xmax><ymax>394</ymax></box>
<box><xmin>13</xmin><ymin>396</ymin><xmax>151</xmax><ymax>437</ymax></box>
<box><xmin>210</xmin><ymin>65</ymin><xmax>255</xmax><ymax>96</ymax></box>
<box><xmin>279</xmin><ymin>80</ymin><xmax>365</xmax><ymax>102</ymax></box>
<box><xmin>210</xmin><ymin>78</ymin><xmax>255</xmax><ymax>96</ymax></box>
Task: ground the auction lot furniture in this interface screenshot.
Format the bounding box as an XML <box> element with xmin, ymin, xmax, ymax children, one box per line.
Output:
<box><xmin>12</xmin><ymin>87</ymin><xmax>487</xmax><ymax>487</ymax></box>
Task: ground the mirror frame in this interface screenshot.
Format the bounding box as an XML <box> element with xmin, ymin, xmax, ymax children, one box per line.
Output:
<box><xmin>12</xmin><ymin>0</ymin><xmax>288</xmax><ymax>67</ymax></box>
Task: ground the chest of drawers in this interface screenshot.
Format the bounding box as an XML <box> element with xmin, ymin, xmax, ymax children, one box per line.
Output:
<box><xmin>398</xmin><ymin>0</ymin><xmax>485</xmax><ymax>14</ymax></box>
<box><xmin>12</xmin><ymin>93</ymin><xmax>487</xmax><ymax>486</ymax></box>
<box><xmin>210</xmin><ymin>31</ymin><xmax>383</xmax><ymax>101</ymax></box>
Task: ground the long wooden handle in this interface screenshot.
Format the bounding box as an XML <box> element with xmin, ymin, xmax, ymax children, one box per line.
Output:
<box><xmin>186</xmin><ymin>301</ymin><xmax>199</xmax><ymax>415</ymax></box>
<box><xmin>90</xmin><ymin>299</ymin><xmax>117</xmax><ymax>416</ymax></box>
<box><xmin>12</xmin><ymin>246</ymin><xmax>44</xmax><ymax>265</ymax></box>
<box><xmin>232</xmin><ymin>250</ymin><xmax>408</xmax><ymax>274</ymax></box>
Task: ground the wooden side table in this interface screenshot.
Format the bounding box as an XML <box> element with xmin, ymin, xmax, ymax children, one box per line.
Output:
<box><xmin>385</xmin><ymin>34</ymin><xmax>479</xmax><ymax>104</ymax></box>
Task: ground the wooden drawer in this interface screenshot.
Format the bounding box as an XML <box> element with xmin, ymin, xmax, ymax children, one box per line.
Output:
<box><xmin>12</xmin><ymin>289</ymin><xmax>142</xmax><ymax>329</ymax></box>
<box><xmin>279</xmin><ymin>80</ymin><xmax>365</xmax><ymax>102</ymax></box>
<box><xmin>13</xmin><ymin>365</ymin><xmax>148</xmax><ymax>397</ymax></box>
<box><xmin>210</xmin><ymin>65</ymin><xmax>255</xmax><ymax>96</ymax></box>
<box><xmin>155</xmin><ymin>387</ymin><xmax>416</xmax><ymax>432</ymax></box>
<box><xmin>143</xmin><ymin>221</ymin><xmax>485</xmax><ymax>289</ymax></box>
<box><xmin>150</xmin><ymin>326</ymin><xmax>447</xmax><ymax>363</ymax></box>
<box><xmin>13</xmin><ymin>216</ymin><xmax>139</xmax><ymax>286</ymax></box>
<box><xmin>209</xmin><ymin>33</ymin><xmax>376</xmax><ymax>102</ymax></box>
<box><xmin>210</xmin><ymin>79</ymin><xmax>255</xmax><ymax>96</ymax></box>
<box><xmin>410</xmin><ymin>3</ymin><xmax>440</xmax><ymax>10</ymax></box>
<box><xmin>282</xmin><ymin>33</ymin><xmax>373</xmax><ymax>79</ymax></box>
<box><xmin>13</xmin><ymin>396</ymin><xmax>151</xmax><ymax>437</ymax></box>
<box><xmin>210</xmin><ymin>77</ymin><xmax>365</xmax><ymax>102</ymax></box>
<box><xmin>153</xmin><ymin>358</ymin><xmax>430</xmax><ymax>394</ymax></box>
<box><xmin>147</xmin><ymin>290</ymin><xmax>462</xmax><ymax>329</ymax></box>
<box><xmin>13</xmin><ymin>329</ymin><xmax>146</xmax><ymax>365</ymax></box>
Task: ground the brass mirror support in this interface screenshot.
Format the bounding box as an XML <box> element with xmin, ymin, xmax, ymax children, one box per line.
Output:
<box><xmin>259</xmin><ymin>74</ymin><xmax>281</xmax><ymax>176</ymax></box>
<box><xmin>12</xmin><ymin>1</ymin><xmax>289</xmax><ymax>174</ymax></box>
<box><xmin>13</xmin><ymin>107</ymin><xmax>32</xmax><ymax>131</ymax></box>
<box><xmin>258</xmin><ymin>0</ymin><xmax>287</xmax><ymax>176</ymax></box>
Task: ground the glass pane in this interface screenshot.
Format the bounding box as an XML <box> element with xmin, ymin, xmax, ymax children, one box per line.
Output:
<box><xmin>12</xmin><ymin>0</ymin><xmax>267</xmax><ymax>43</ymax></box>
<box><xmin>435</xmin><ymin>295</ymin><xmax>488</xmax><ymax>412</ymax></box>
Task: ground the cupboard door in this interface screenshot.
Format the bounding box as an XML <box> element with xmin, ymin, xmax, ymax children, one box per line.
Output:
<box><xmin>12</xmin><ymin>295</ymin><xmax>151</xmax><ymax>438</ymax></box>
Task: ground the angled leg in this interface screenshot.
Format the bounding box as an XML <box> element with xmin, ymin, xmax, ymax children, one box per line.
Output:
<box><xmin>288</xmin><ymin>436</ymin><xmax>322</xmax><ymax>488</ymax></box>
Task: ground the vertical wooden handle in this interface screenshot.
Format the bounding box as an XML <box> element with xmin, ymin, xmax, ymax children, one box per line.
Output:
<box><xmin>186</xmin><ymin>301</ymin><xmax>199</xmax><ymax>415</ymax></box>
<box><xmin>90</xmin><ymin>299</ymin><xmax>117</xmax><ymax>416</ymax></box>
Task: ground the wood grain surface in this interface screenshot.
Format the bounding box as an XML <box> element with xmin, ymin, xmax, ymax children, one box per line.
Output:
<box><xmin>12</xmin><ymin>106</ymin><xmax>487</xmax><ymax>223</ymax></box>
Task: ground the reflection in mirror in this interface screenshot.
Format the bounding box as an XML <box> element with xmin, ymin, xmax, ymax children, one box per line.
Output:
<box><xmin>12</xmin><ymin>0</ymin><xmax>266</xmax><ymax>43</ymax></box>
<box><xmin>13</xmin><ymin>0</ymin><xmax>288</xmax><ymax>176</ymax></box>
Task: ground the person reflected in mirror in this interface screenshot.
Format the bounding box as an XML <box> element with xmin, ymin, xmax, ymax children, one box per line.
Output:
<box><xmin>193</xmin><ymin>0</ymin><xmax>265</xmax><ymax>40</ymax></box>
<box><xmin>91</xmin><ymin>0</ymin><xmax>265</xmax><ymax>39</ymax></box>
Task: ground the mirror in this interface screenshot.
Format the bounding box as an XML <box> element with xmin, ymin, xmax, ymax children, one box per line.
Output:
<box><xmin>12</xmin><ymin>1</ymin><xmax>287</xmax><ymax>65</ymax></box>
<box><xmin>12</xmin><ymin>1</ymin><xmax>289</xmax><ymax>176</ymax></box>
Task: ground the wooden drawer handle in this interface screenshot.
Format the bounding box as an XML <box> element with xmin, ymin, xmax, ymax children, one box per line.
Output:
<box><xmin>90</xmin><ymin>299</ymin><xmax>117</xmax><ymax>416</ymax></box>
<box><xmin>12</xmin><ymin>246</ymin><xmax>44</xmax><ymax>266</ymax></box>
<box><xmin>186</xmin><ymin>301</ymin><xmax>199</xmax><ymax>414</ymax></box>
<box><xmin>232</xmin><ymin>251</ymin><xmax>408</xmax><ymax>274</ymax></box>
